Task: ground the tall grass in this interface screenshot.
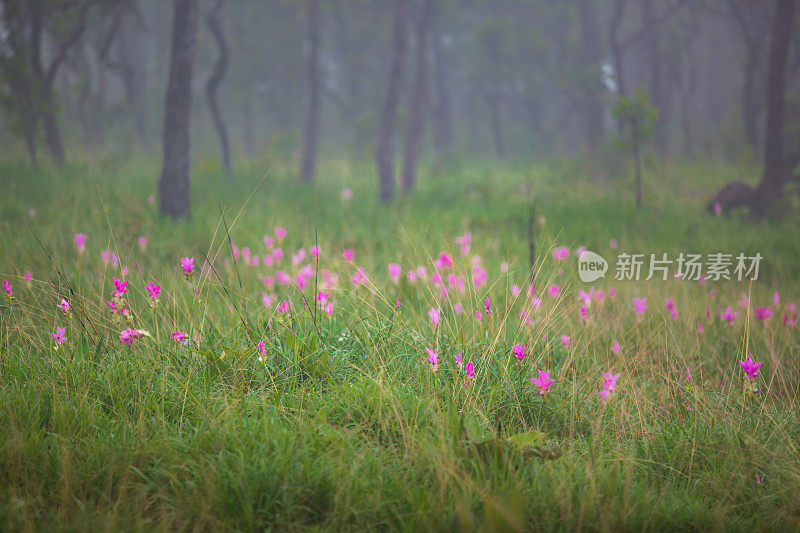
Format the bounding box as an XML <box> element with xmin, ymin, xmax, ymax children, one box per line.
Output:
<box><xmin>0</xmin><ymin>155</ymin><xmax>799</xmax><ymax>530</ymax></box>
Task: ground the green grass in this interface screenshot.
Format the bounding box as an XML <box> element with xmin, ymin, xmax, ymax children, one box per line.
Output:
<box><xmin>1</xmin><ymin>154</ymin><xmax>800</xmax><ymax>531</ymax></box>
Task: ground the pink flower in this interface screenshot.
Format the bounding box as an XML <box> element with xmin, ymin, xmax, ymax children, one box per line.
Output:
<box><xmin>561</xmin><ymin>335</ymin><xmax>570</xmax><ymax>347</ymax></box>
<box><xmin>145</xmin><ymin>282</ymin><xmax>161</xmax><ymax>301</ymax></box>
<box><xmin>484</xmin><ymin>297</ymin><xmax>491</xmax><ymax>315</ymax></box>
<box><xmin>609</xmin><ymin>238</ymin><xmax>618</xmax><ymax>249</ymax></box>
<box><xmin>343</xmin><ymin>249</ymin><xmax>355</xmax><ymax>261</ymax></box>
<box><xmin>119</xmin><ymin>328</ymin><xmax>139</xmax><ymax>345</ymax></box>
<box><xmin>472</xmin><ymin>266</ymin><xmax>487</xmax><ymax>287</ymax></box>
<box><xmin>552</xmin><ymin>246</ymin><xmax>570</xmax><ymax>260</ymax></box>
<box><xmin>453</xmin><ymin>302</ymin><xmax>463</xmax><ymax>315</ymax></box>
<box><xmin>601</xmin><ymin>369</ymin><xmax>620</xmax><ymax>391</ymax></box>
<box><xmin>272</xmin><ymin>248</ymin><xmax>283</xmax><ymax>261</ymax></box>
<box><xmin>753</xmin><ymin>306</ymin><xmax>772</xmax><ymax>321</ymax></box>
<box><xmin>276</xmin><ymin>271</ymin><xmax>291</xmax><ymax>285</ymax></box>
<box><xmin>531</xmin><ymin>369</ymin><xmax>554</xmax><ymax>395</ymax></box>
<box><xmin>611</xmin><ymin>341</ymin><xmax>621</xmax><ymax>353</ymax></box>
<box><xmin>51</xmin><ymin>326</ymin><xmax>67</xmax><ymax>345</ymax></box>
<box><xmin>500</xmin><ymin>261</ymin><xmax>509</xmax><ymax>273</ymax></box>
<box><xmin>57</xmin><ymin>299</ymin><xmax>70</xmax><ymax>313</ymax></box>
<box><xmin>633</xmin><ymin>297</ymin><xmax>647</xmax><ymax>315</ymax></box>
<box><xmin>275</xmin><ymin>227</ymin><xmax>287</xmax><ymax>239</ymax></box>
<box><xmin>263</xmin><ymin>236</ymin><xmax>274</xmax><ymax>249</ymax></box>
<box><xmin>547</xmin><ymin>284</ymin><xmax>560</xmax><ymax>297</ymax></box>
<box><xmin>3</xmin><ymin>279</ymin><xmax>12</xmax><ymax>297</ymax></box>
<box><xmin>686</xmin><ymin>366</ymin><xmax>691</xmax><ymax>382</ymax></box>
<box><xmin>773</xmin><ymin>292</ymin><xmax>780</xmax><ymax>305</ymax></box>
<box><xmin>138</xmin><ymin>236</ymin><xmax>147</xmax><ymax>250</ymax></box>
<box><xmin>511</xmin><ymin>285</ymin><xmax>520</xmax><ymax>296</ymax></box>
<box><xmin>474</xmin><ymin>310</ymin><xmax>482</xmax><ymax>321</ymax></box>
<box><xmin>739</xmin><ymin>354</ymin><xmax>762</xmax><ymax>381</ymax></box>
<box><xmin>112</xmin><ymin>277</ymin><xmax>129</xmax><ymax>297</ymax></box>
<box><xmin>512</xmin><ymin>344</ymin><xmax>527</xmax><ymax>360</ymax></box>
<box><xmin>454</xmin><ymin>351</ymin><xmax>464</xmax><ymax>369</ymax></box>
<box><xmin>172</xmin><ymin>331</ymin><xmax>189</xmax><ymax>344</ymax></box>
<box><xmin>387</xmin><ymin>263</ymin><xmax>402</xmax><ymax>283</ymax></box>
<box><xmin>530</xmin><ymin>296</ymin><xmax>542</xmax><ymax>309</ymax></box>
<box><xmin>465</xmin><ymin>361</ymin><xmax>476</xmax><ymax>381</ymax></box>
<box><xmin>575</xmin><ymin>246</ymin><xmax>587</xmax><ymax>258</ymax></box>
<box><xmin>720</xmin><ymin>307</ymin><xmax>738</xmax><ymax>325</ymax></box>
<box><xmin>697</xmin><ymin>321</ymin><xmax>705</xmax><ymax>333</ymax></box>
<box><xmin>324</xmin><ymin>301</ymin><xmax>334</xmax><ymax>316</ymax></box>
<box><xmin>426</xmin><ymin>348</ymin><xmax>439</xmax><ymax>372</ymax></box>
<box><xmin>74</xmin><ymin>233</ymin><xmax>87</xmax><ymax>253</ymax></box>
<box><xmin>23</xmin><ymin>271</ymin><xmax>33</xmax><ymax>283</ymax></box>
<box><xmin>456</xmin><ymin>232</ymin><xmax>471</xmax><ymax>255</ymax></box>
<box><xmin>310</xmin><ymin>245</ymin><xmax>320</xmax><ymax>258</ymax></box>
<box><xmin>258</xmin><ymin>341</ymin><xmax>266</xmax><ymax>359</ymax></box>
<box><xmin>341</xmin><ymin>187</ymin><xmax>354</xmax><ymax>200</ymax></box>
<box><xmin>277</xmin><ymin>300</ymin><xmax>291</xmax><ymax>314</ymax></box>
<box><xmin>434</xmin><ymin>252</ymin><xmax>453</xmax><ymax>269</ymax></box>
<box><xmin>292</xmin><ymin>248</ymin><xmax>307</xmax><ymax>265</ymax></box>
<box><xmin>181</xmin><ymin>257</ymin><xmax>195</xmax><ymax>275</ymax></box>
<box><xmin>428</xmin><ymin>307</ymin><xmax>441</xmax><ymax>328</ymax></box>
<box><xmin>608</xmin><ymin>287</ymin><xmax>616</xmax><ymax>298</ymax></box>
<box><xmin>351</xmin><ymin>267</ymin><xmax>369</xmax><ymax>287</ymax></box>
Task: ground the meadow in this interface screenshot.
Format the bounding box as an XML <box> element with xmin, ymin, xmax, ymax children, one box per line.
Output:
<box><xmin>1</xmin><ymin>154</ymin><xmax>800</xmax><ymax>531</ymax></box>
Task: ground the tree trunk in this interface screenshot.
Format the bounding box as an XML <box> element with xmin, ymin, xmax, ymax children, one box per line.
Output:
<box><xmin>158</xmin><ymin>0</ymin><xmax>199</xmax><ymax>220</ymax></box>
<box><xmin>430</xmin><ymin>2</ymin><xmax>452</xmax><ymax>154</ymax></box>
<box><xmin>486</xmin><ymin>36</ymin><xmax>506</xmax><ymax>158</ymax></box>
<box><xmin>579</xmin><ymin>0</ymin><xmax>604</xmax><ymax>149</ymax></box>
<box><xmin>709</xmin><ymin>0</ymin><xmax>797</xmax><ymax>215</ymax></box>
<box><xmin>241</xmin><ymin>95</ymin><xmax>254</xmax><ymax>156</ymax></box>
<box><xmin>301</xmin><ymin>0</ymin><xmax>321</xmax><ymax>183</ymax></box>
<box><xmin>488</xmin><ymin>94</ymin><xmax>506</xmax><ymax>158</ymax></box>
<box><xmin>401</xmin><ymin>0</ymin><xmax>434</xmax><ymax>192</ymax></box>
<box><xmin>376</xmin><ymin>0</ymin><xmax>409</xmax><ymax>203</ymax></box>
<box><xmin>206</xmin><ymin>0</ymin><xmax>231</xmax><ymax>177</ymax></box>
<box><xmin>640</xmin><ymin>0</ymin><xmax>670</xmax><ymax>153</ymax></box>
<box><xmin>752</xmin><ymin>0</ymin><xmax>797</xmax><ymax>212</ymax></box>
<box><xmin>742</xmin><ymin>52</ymin><xmax>761</xmax><ymax>150</ymax></box>
<box><xmin>42</xmin><ymin>88</ymin><xmax>65</xmax><ymax>164</ymax></box>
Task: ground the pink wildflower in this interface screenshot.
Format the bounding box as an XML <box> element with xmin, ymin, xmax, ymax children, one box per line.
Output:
<box><xmin>426</xmin><ymin>348</ymin><xmax>439</xmax><ymax>372</ymax></box>
<box><xmin>51</xmin><ymin>326</ymin><xmax>67</xmax><ymax>345</ymax></box>
<box><xmin>512</xmin><ymin>344</ymin><xmax>527</xmax><ymax>361</ymax></box>
<box><xmin>428</xmin><ymin>307</ymin><xmax>441</xmax><ymax>328</ymax></box>
<box><xmin>738</xmin><ymin>354</ymin><xmax>762</xmax><ymax>381</ymax></box>
<box><xmin>531</xmin><ymin>369</ymin><xmax>554</xmax><ymax>395</ymax></box>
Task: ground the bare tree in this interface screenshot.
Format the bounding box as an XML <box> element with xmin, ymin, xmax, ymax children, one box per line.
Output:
<box><xmin>0</xmin><ymin>0</ymin><xmax>93</xmax><ymax>164</ymax></box>
<box><xmin>301</xmin><ymin>0</ymin><xmax>321</xmax><ymax>183</ymax></box>
<box><xmin>429</xmin><ymin>1</ymin><xmax>452</xmax><ymax>154</ymax></box>
<box><xmin>401</xmin><ymin>0</ymin><xmax>434</xmax><ymax>192</ymax></box>
<box><xmin>578</xmin><ymin>0</ymin><xmax>603</xmax><ymax>148</ymax></box>
<box><xmin>158</xmin><ymin>0</ymin><xmax>199</xmax><ymax>219</ymax></box>
<box><xmin>206</xmin><ymin>0</ymin><xmax>231</xmax><ymax>177</ymax></box>
<box><xmin>376</xmin><ymin>0</ymin><xmax>409</xmax><ymax>203</ymax></box>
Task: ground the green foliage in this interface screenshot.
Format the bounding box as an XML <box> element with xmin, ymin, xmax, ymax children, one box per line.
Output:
<box><xmin>612</xmin><ymin>86</ymin><xmax>659</xmax><ymax>153</ymax></box>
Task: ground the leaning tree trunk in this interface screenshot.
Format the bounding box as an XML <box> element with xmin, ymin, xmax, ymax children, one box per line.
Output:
<box><xmin>752</xmin><ymin>0</ymin><xmax>797</xmax><ymax>213</ymax></box>
<box><xmin>301</xmin><ymin>0</ymin><xmax>321</xmax><ymax>183</ymax></box>
<box><xmin>158</xmin><ymin>0</ymin><xmax>199</xmax><ymax>220</ymax></box>
<box><xmin>401</xmin><ymin>0</ymin><xmax>434</xmax><ymax>192</ymax></box>
<box><xmin>376</xmin><ymin>0</ymin><xmax>409</xmax><ymax>203</ymax></box>
<box><xmin>709</xmin><ymin>0</ymin><xmax>797</xmax><ymax>216</ymax></box>
<box><xmin>206</xmin><ymin>0</ymin><xmax>231</xmax><ymax>177</ymax></box>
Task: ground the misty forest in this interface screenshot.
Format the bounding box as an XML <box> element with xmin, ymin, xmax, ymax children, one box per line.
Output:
<box><xmin>1</xmin><ymin>0</ymin><xmax>800</xmax><ymax>530</ymax></box>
